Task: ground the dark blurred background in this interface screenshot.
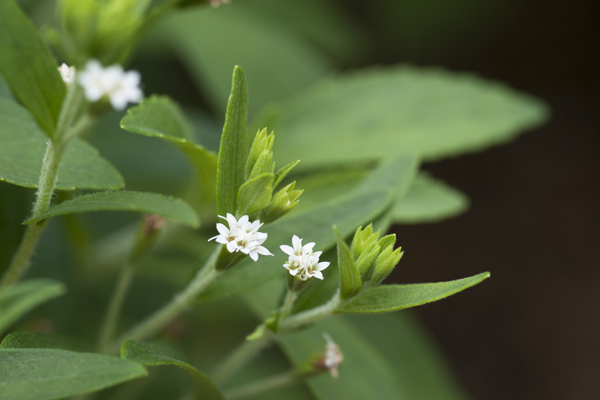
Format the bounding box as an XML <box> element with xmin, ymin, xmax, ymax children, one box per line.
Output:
<box><xmin>338</xmin><ymin>1</ymin><xmax>600</xmax><ymax>399</ymax></box>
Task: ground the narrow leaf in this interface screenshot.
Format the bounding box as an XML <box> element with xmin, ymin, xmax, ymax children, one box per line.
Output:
<box><xmin>120</xmin><ymin>95</ymin><xmax>218</xmax><ymax>213</ymax></box>
<box><xmin>237</xmin><ymin>173</ymin><xmax>274</xmax><ymax>216</ymax></box>
<box><xmin>216</xmin><ymin>66</ymin><xmax>249</xmax><ymax>216</ymax></box>
<box><xmin>0</xmin><ymin>99</ymin><xmax>124</xmax><ymax>190</ymax></box>
<box><xmin>0</xmin><ymin>279</ymin><xmax>66</xmax><ymax>334</ymax></box>
<box><xmin>0</xmin><ymin>0</ymin><xmax>65</xmax><ymax>137</ymax></box>
<box><xmin>26</xmin><ymin>191</ymin><xmax>200</xmax><ymax>228</ymax></box>
<box><xmin>273</xmin><ymin>159</ymin><xmax>300</xmax><ymax>189</ymax></box>
<box><xmin>274</xmin><ymin>65</ymin><xmax>549</xmax><ymax>170</ymax></box>
<box><xmin>0</xmin><ymin>348</ymin><xmax>147</xmax><ymax>400</ymax></box>
<box><xmin>393</xmin><ymin>173</ymin><xmax>469</xmax><ymax>224</ymax></box>
<box><xmin>336</xmin><ymin>272</ymin><xmax>490</xmax><ymax>314</ymax></box>
<box><xmin>334</xmin><ymin>226</ymin><xmax>361</xmax><ymax>299</ymax></box>
<box><xmin>121</xmin><ymin>340</ymin><xmax>223</xmax><ymax>400</ymax></box>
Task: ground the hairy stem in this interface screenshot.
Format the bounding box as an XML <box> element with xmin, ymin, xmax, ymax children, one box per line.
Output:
<box><xmin>278</xmin><ymin>292</ymin><xmax>341</xmax><ymax>333</ymax></box>
<box><xmin>212</xmin><ymin>330</ymin><xmax>275</xmax><ymax>386</ymax></box>
<box><xmin>108</xmin><ymin>248</ymin><xmax>222</xmax><ymax>353</ymax></box>
<box><xmin>224</xmin><ymin>370</ymin><xmax>299</xmax><ymax>400</ymax></box>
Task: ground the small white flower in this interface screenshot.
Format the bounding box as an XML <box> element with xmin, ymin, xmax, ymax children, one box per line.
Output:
<box><xmin>321</xmin><ymin>333</ymin><xmax>343</xmax><ymax>378</ymax></box>
<box><xmin>58</xmin><ymin>63</ymin><xmax>76</xmax><ymax>86</ymax></box>
<box><xmin>280</xmin><ymin>235</ymin><xmax>329</xmax><ymax>281</ymax></box>
<box><xmin>77</xmin><ymin>59</ymin><xmax>143</xmax><ymax>111</ymax></box>
<box><xmin>208</xmin><ymin>213</ymin><xmax>272</xmax><ymax>261</ymax></box>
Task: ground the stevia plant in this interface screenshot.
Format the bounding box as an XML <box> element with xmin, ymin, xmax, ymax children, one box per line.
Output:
<box><xmin>0</xmin><ymin>1</ymin><xmax>549</xmax><ymax>399</ymax></box>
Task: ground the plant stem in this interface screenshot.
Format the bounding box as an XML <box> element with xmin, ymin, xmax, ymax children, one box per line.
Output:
<box><xmin>97</xmin><ymin>261</ymin><xmax>137</xmax><ymax>353</ymax></box>
<box><xmin>280</xmin><ymin>290</ymin><xmax>298</xmax><ymax>318</ymax></box>
<box><xmin>223</xmin><ymin>370</ymin><xmax>299</xmax><ymax>400</ymax></box>
<box><xmin>212</xmin><ymin>330</ymin><xmax>275</xmax><ymax>386</ymax></box>
<box><xmin>278</xmin><ymin>292</ymin><xmax>341</xmax><ymax>333</ymax></box>
<box><xmin>108</xmin><ymin>247</ymin><xmax>222</xmax><ymax>353</ymax></box>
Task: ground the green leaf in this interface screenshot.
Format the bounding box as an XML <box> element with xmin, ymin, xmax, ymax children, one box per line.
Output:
<box><xmin>274</xmin><ymin>65</ymin><xmax>549</xmax><ymax>170</ymax></box>
<box><xmin>336</xmin><ymin>272</ymin><xmax>490</xmax><ymax>314</ymax></box>
<box><xmin>0</xmin><ymin>0</ymin><xmax>65</xmax><ymax>137</ymax></box>
<box><xmin>0</xmin><ymin>99</ymin><xmax>124</xmax><ymax>190</ymax></box>
<box><xmin>0</xmin><ymin>348</ymin><xmax>147</xmax><ymax>400</ymax></box>
<box><xmin>237</xmin><ymin>173</ymin><xmax>274</xmax><ymax>216</ymax></box>
<box><xmin>393</xmin><ymin>173</ymin><xmax>469</xmax><ymax>224</ymax></box>
<box><xmin>201</xmin><ymin>156</ymin><xmax>417</xmax><ymax>302</ymax></box>
<box><xmin>121</xmin><ymin>340</ymin><xmax>223</xmax><ymax>400</ymax></box>
<box><xmin>25</xmin><ymin>191</ymin><xmax>199</xmax><ymax>228</ymax></box>
<box><xmin>0</xmin><ymin>279</ymin><xmax>66</xmax><ymax>335</ymax></box>
<box><xmin>273</xmin><ymin>159</ymin><xmax>299</xmax><ymax>189</ymax></box>
<box><xmin>153</xmin><ymin>6</ymin><xmax>332</xmax><ymax>116</ymax></box>
<box><xmin>120</xmin><ymin>95</ymin><xmax>217</xmax><ymax>213</ymax></box>
<box><xmin>216</xmin><ymin>66</ymin><xmax>249</xmax><ymax>216</ymax></box>
<box><xmin>334</xmin><ymin>226</ymin><xmax>362</xmax><ymax>299</ymax></box>
<box><xmin>0</xmin><ymin>332</ymin><xmax>89</xmax><ymax>352</ymax></box>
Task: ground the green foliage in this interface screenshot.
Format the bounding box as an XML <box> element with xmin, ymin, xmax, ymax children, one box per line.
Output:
<box><xmin>0</xmin><ymin>348</ymin><xmax>147</xmax><ymax>400</ymax></box>
<box><xmin>0</xmin><ymin>279</ymin><xmax>66</xmax><ymax>335</ymax></box>
<box><xmin>273</xmin><ymin>65</ymin><xmax>549</xmax><ymax>170</ymax></box>
<box><xmin>336</xmin><ymin>272</ymin><xmax>490</xmax><ymax>314</ymax></box>
<box><xmin>1</xmin><ymin>332</ymin><xmax>88</xmax><ymax>352</ymax></box>
<box><xmin>121</xmin><ymin>340</ymin><xmax>223</xmax><ymax>400</ymax></box>
<box><xmin>0</xmin><ymin>0</ymin><xmax>65</xmax><ymax>138</ymax></box>
<box><xmin>25</xmin><ymin>191</ymin><xmax>199</xmax><ymax>228</ymax></box>
<box><xmin>216</xmin><ymin>66</ymin><xmax>250</xmax><ymax>216</ymax></box>
<box><xmin>0</xmin><ymin>99</ymin><xmax>124</xmax><ymax>190</ymax></box>
<box><xmin>393</xmin><ymin>173</ymin><xmax>469</xmax><ymax>223</ymax></box>
<box><xmin>237</xmin><ymin>173</ymin><xmax>274</xmax><ymax>217</ymax></box>
<box><xmin>334</xmin><ymin>226</ymin><xmax>362</xmax><ymax>299</ymax></box>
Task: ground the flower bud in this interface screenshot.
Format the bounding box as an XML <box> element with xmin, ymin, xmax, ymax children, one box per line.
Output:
<box><xmin>369</xmin><ymin>245</ymin><xmax>404</xmax><ymax>287</ymax></box>
<box><xmin>350</xmin><ymin>224</ymin><xmax>380</xmax><ymax>260</ymax></box>
<box><xmin>245</xmin><ymin>128</ymin><xmax>274</xmax><ymax>180</ymax></box>
<box><xmin>260</xmin><ymin>182</ymin><xmax>303</xmax><ymax>223</ymax></box>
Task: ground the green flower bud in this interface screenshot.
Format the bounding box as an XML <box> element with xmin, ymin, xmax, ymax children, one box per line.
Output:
<box><xmin>58</xmin><ymin>0</ymin><xmax>99</xmax><ymax>52</ymax></box>
<box><xmin>245</xmin><ymin>128</ymin><xmax>274</xmax><ymax>180</ymax></box>
<box><xmin>286</xmin><ymin>271</ymin><xmax>314</xmax><ymax>293</ymax></box>
<box><xmin>259</xmin><ymin>182</ymin><xmax>303</xmax><ymax>223</ymax></box>
<box><xmin>355</xmin><ymin>241</ymin><xmax>380</xmax><ymax>281</ymax></box>
<box><xmin>350</xmin><ymin>224</ymin><xmax>380</xmax><ymax>260</ymax></box>
<box><xmin>369</xmin><ymin>246</ymin><xmax>404</xmax><ymax>287</ymax></box>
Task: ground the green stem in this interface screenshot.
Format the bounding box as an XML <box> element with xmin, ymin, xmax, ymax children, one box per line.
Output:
<box><xmin>212</xmin><ymin>330</ymin><xmax>275</xmax><ymax>386</ymax></box>
<box><xmin>108</xmin><ymin>247</ymin><xmax>222</xmax><ymax>353</ymax></box>
<box><xmin>97</xmin><ymin>261</ymin><xmax>137</xmax><ymax>353</ymax></box>
<box><xmin>224</xmin><ymin>370</ymin><xmax>299</xmax><ymax>400</ymax></box>
<box><xmin>280</xmin><ymin>290</ymin><xmax>298</xmax><ymax>318</ymax></box>
<box><xmin>278</xmin><ymin>292</ymin><xmax>341</xmax><ymax>333</ymax></box>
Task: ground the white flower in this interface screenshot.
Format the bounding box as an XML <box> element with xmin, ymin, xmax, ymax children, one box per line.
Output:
<box><xmin>77</xmin><ymin>59</ymin><xmax>143</xmax><ymax>111</ymax></box>
<box><xmin>58</xmin><ymin>63</ymin><xmax>76</xmax><ymax>86</ymax></box>
<box><xmin>321</xmin><ymin>333</ymin><xmax>343</xmax><ymax>378</ymax></box>
<box><xmin>208</xmin><ymin>213</ymin><xmax>272</xmax><ymax>261</ymax></box>
<box><xmin>280</xmin><ymin>235</ymin><xmax>329</xmax><ymax>281</ymax></box>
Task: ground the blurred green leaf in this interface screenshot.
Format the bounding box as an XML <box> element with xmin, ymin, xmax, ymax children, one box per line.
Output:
<box><xmin>154</xmin><ymin>6</ymin><xmax>332</xmax><ymax>116</ymax></box>
<box><xmin>217</xmin><ymin>66</ymin><xmax>249</xmax><ymax>216</ymax></box>
<box><xmin>201</xmin><ymin>155</ymin><xmax>417</xmax><ymax>302</ymax></box>
<box><xmin>393</xmin><ymin>173</ymin><xmax>469</xmax><ymax>224</ymax></box>
<box><xmin>237</xmin><ymin>173</ymin><xmax>274</xmax><ymax>216</ymax></box>
<box><xmin>334</xmin><ymin>226</ymin><xmax>361</xmax><ymax>299</ymax></box>
<box><xmin>0</xmin><ymin>74</ymin><xmax>13</xmax><ymax>99</ymax></box>
<box><xmin>0</xmin><ymin>0</ymin><xmax>65</xmax><ymax>138</ymax></box>
<box><xmin>120</xmin><ymin>95</ymin><xmax>218</xmax><ymax>213</ymax></box>
<box><xmin>336</xmin><ymin>272</ymin><xmax>490</xmax><ymax>314</ymax></box>
<box><xmin>121</xmin><ymin>340</ymin><xmax>223</xmax><ymax>400</ymax></box>
<box><xmin>0</xmin><ymin>99</ymin><xmax>124</xmax><ymax>191</ymax></box>
<box><xmin>0</xmin><ymin>348</ymin><xmax>147</xmax><ymax>400</ymax></box>
<box><xmin>0</xmin><ymin>332</ymin><xmax>89</xmax><ymax>352</ymax></box>
<box><xmin>0</xmin><ymin>279</ymin><xmax>66</xmax><ymax>335</ymax></box>
<box><xmin>26</xmin><ymin>191</ymin><xmax>200</xmax><ymax>228</ymax></box>
<box><xmin>274</xmin><ymin>65</ymin><xmax>549</xmax><ymax>170</ymax></box>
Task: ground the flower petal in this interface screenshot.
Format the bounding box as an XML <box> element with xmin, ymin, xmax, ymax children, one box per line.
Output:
<box><xmin>280</xmin><ymin>245</ymin><xmax>295</xmax><ymax>255</ymax></box>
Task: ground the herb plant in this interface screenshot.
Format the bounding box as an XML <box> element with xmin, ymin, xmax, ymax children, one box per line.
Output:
<box><xmin>0</xmin><ymin>1</ymin><xmax>549</xmax><ymax>399</ymax></box>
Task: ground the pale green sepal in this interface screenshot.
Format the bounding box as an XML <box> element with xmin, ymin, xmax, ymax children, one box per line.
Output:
<box><xmin>336</xmin><ymin>272</ymin><xmax>491</xmax><ymax>314</ymax></box>
<box><xmin>355</xmin><ymin>241</ymin><xmax>381</xmax><ymax>282</ymax></box>
<box><xmin>350</xmin><ymin>224</ymin><xmax>379</xmax><ymax>260</ymax></box>
<box><xmin>377</xmin><ymin>234</ymin><xmax>396</xmax><ymax>252</ymax></box>
<box><xmin>217</xmin><ymin>66</ymin><xmax>250</xmax><ymax>216</ymax></box>
<box><xmin>245</xmin><ymin>128</ymin><xmax>273</xmax><ymax>180</ymax></box>
<box><xmin>121</xmin><ymin>340</ymin><xmax>223</xmax><ymax>400</ymax></box>
<box><xmin>273</xmin><ymin>159</ymin><xmax>300</xmax><ymax>189</ymax></box>
<box><xmin>237</xmin><ymin>173</ymin><xmax>274</xmax><ymax>217</ymax></box>
<box><xmin>368</xmin><ymin>246</ymin><xmax>404</xmax><ymax>287</ymax></box>
<box><xmin>259</xmin><ymin>181</ymin><xmax>303</xmax><ymax>223</ymax></box>
<box><xmin>334</xmin><ymin>226</ymin><xmax>362</xmax><ymax>299</ymax></box>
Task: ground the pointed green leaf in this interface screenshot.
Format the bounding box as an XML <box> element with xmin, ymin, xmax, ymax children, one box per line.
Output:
<box><xmin>0</xmin><ymin>0</ymin><xmax>65</xmax><ymax>137</ymax></box>
<box><xmin>0</xmin><ymin>348</ymin><xmax>147</xmax><ymax>400</ymax></box>
<box><xmin>0</xmin><ymin>279</ymin><xmax>66</xmax><ymax>335</ymax></box>
<box><xmin>217</xmin><ymin>66</ymin><xmax>249</xmax><ymax>216</ymax></box>
<box><xmin>121</xmin><ymin>340</ymin><xmax>223</xmax><ymax>400</ymax></box>
<box><xmin>274</xmin><ymin>66</ymin><xmax>549</xmax><ymax>170</ymax></box>
<box><xmin>1</xmin><ymin>332</ymin><xmax>89</xmax><ymax>352</ymax></box>
<box><xmin>0</xmin><ymin>99</ymin><xmax>124</xmax><ymax>190</ymax></box>
<box><xmin>237</xmin><ymin>173</ymin><xmax>274</xmax><ymax>216</ymax></box>
<box><xmin>26</xmin><ymin>191</ymin><xmax>199</xmax><ymax>228</ymax></box>
<box><xmin>273</xmin><ymin>160</ymin><xmax>300</xmax><ymax>189</ymax></box>
<box><xmin>336</xmin><ymin>272</ymin><xmax>490</xmax><ymax>314</ymax></box>
<box><xmin>393</xmin><ymin>173</ymin><xmax>469</xmax><ymax>224</ymax></box>
<box><xmin>334</xmin><ymin>226</ymin><xmax>361</xmax><ymax>299</ymax></box>
<box><xmin>120</xmin><ymin>95</ymin><xmax>218</xmax><ymax>213</ymax></box>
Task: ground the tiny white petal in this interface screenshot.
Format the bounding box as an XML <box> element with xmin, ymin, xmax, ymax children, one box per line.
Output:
<box><xmin>312</xmin><ymin>271</ymin><xmax>324</xmax><ymax>280</ymax></box>
<box><xmin>280</xmin><ymin>245</ymin><xmax>295</xmax><ymax>255</ymax></box>
<box><xmin>255</xmin><ymin>246</ymin><xmax>273</xmax><ymax>256</ymax></box>
<box><xmin>249</xmin><ymin>252</ymin><xmax>258</xmax><ymax>261</ymax></box>
<box><xmin>216</xmin><ymin>223</ymin><xmax>229</xmax><ymax>235</ymax></box>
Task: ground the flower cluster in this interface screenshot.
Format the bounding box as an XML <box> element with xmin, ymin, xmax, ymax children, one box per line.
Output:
<box><xmin>78</xmin><ymin>59</ymin><xmax>143</xmax><ymax>111</ymax></box>
<box><xmin>209</xmin><ymin>214</ymin><xmax>272</xmax><ymax>261</ymax></box>
<box><xmin>58</xmin><ymin>63</ymin><xmax>76</xmax><ymax>86</ymax></box>
<box><xmin>280</xmin><ymin>235</ymin><xmax>330</xmax><ymax>281</ymax></box>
